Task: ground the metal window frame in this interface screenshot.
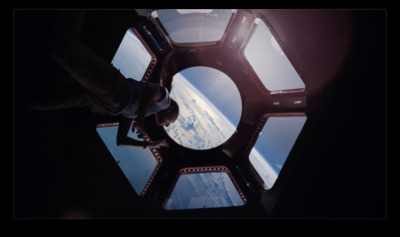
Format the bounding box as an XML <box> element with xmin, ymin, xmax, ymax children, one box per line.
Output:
<box><xmin>96</xmin><ymin>122</ymin><xmax>163</xmax><ymax>196</ymax></box>
<box><xmin>239</xmin><ymin>16</ymin><xmax>306</xmax><ymax>95</ymax></box>
<box><xmin>150</xmin><ymin>9</ymin><xmax>237</xmax><ymax>50</ymax></box>
<box><xmin>244</xmin><ymin>113</ymin><xmax>307</xmax><ymax>191</ymax></box>
<box><xmin>163</xmin><ymin>166</ymin><xmax>247</xmax><ymax>210</ymax></box>
<box><xmin>127</xmin><ymin>27</ymin><xmax>158</xmax><ymax>82</ymax></box>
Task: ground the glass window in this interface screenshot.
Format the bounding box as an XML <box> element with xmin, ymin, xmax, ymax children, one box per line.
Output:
<box><xmin>249</xmin><ymin>115</ymin><xmax>307</xmax><ymax>190</ymax></box>
<box><xmin>164</xmin><ymin>167</ymin><xmax>246</xmax><ymax>210</ymax></box>
<box><xmin>243</xmin><ymin>18</ymin><xmax>305</xmax><ymax>91</ymax></box>
<box><xmin>164</xmin><ymin>66</ymin><xmax>242</xmax><ymax>150</ymax></box>
<box><xmin>96</xmin><ymin>124</ymin><xmax>161</xmax><ymax>196</ymax></box>
<box><xmin>152</xmin><ymin>9</ymin><xmax>235</xmax><ymax>44</ymax></box>
<box><xmin>111</xmin><ymin>28</ymin><xmax>152</xmax><ymax>81</ymax></box>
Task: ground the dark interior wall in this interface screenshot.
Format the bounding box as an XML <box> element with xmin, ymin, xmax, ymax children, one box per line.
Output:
<box><xmin>13</xmin><ymin>10</ymin><xmax>154</xmax><ymax>218</ymax></box>
<box><xmin>268</xmin><ymin>10</ymin><xmax>386</xmax><ymax>218</ymax></box>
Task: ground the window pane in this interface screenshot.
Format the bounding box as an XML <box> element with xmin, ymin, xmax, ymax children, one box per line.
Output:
<box><xmin>96</xmin><ymin>125</ymin><xmax>159</xmax><ymax>196</ymax></box>
<box><xmin>164</xmin><ymin>169</ymin><xmax>245</xmax><ymax>210</ymax></box>
<box><xmin>249</xmin><ymin>116</ymin><xmax>307</xmax><ymax>189</ymax></box>
<box><xmin>111</xmin><ymin>28</ymin><xmax>152</xmax><ymax>81</ymax></box>
<box><xmin>244</xmin><ymin>19</ymin><xmax>305</xmax><ymax>91</ymax></box>
<box><xmin>164</xmin><ymin>66</ymin><xmax>242</xmax><ymax>150</ymax></box>
<box><xmin>154</xmin><ymin>9</ymin><xmax>234</xmax><ymax>44</ymax></box>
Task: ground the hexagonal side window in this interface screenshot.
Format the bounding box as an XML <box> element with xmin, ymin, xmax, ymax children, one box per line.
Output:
<box><xmin>163</xmin><ymin>167</ymin><xmax>246</xmax><ymax>210</ymax></box>
<box><xmin>243</xmin><ymin>18</ymin><xmax>305</xmax><ymax>92</ymax></box>
<box><xmin>248</xmin><ymin>115</ymin><xmax>307</xmax><ymax>190</ymax></box>
<box><xmin>96</xmin><ymin>123</ymin><xmax>162</xmax><ymax>196</ymax></box>
<box><xmin>152</xmin><ymin>9</ymin><xmax>235</xmax><ymax>46</ymax></box>
<box><xmin>111</xmin><ymin>28</ymin><xmax>156</xmax><ymax>82</ymax></box>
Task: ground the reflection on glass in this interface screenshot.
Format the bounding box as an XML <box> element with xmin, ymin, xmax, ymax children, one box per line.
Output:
<box><xmin>96</xmin><ymin>125</ymin><xmax>159</xmax><ymax>196</ymax></box>
<box><xmin>154</xmin><ymin>9</ymin><xmax>234</xmax><ymax>44</ymax></box>
<box><xmin>244</xmin><ymin>19</ymin><xmax>305</xmax><ymax>91</ymax></box>
<box><xmin>249</xmin><ymin>116</ymin><xmax>307</xmax><ymax>189</ymax></box>
<box><xmin>111</xmin><ymin>28</ymin><xmax>151</xmax><ymax>81</ymax></box>
<box><xmin>164</xmin><ymin>169</ymin><xmax>245</xmax><ymax>210</ymax></box>
<box><xmin>165</xmin><ymin>66</ymin><xmax>242</xmax><ymax>150</ymax></box>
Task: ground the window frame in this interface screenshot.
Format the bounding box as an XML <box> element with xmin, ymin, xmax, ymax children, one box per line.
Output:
<box><xmin>113</xmin><ymin>27</ymin><xmax>158</xmax><ymax>82</ymax></box>
<box><xmin>239</xmin><ymin>16</ymin><xmax>306</xmax><ymax>95</ymax></box>
<box><xmin>244</xmin><ymin>113</ymin><xmax>307</xmax><ymax>191</ymax></box>
<box><xmin>96</xmin><ymin>122</ymin><xmax>163</xmax><ymax>196</ymax></box>
<box><xmin>129</xmin><ymin>27</ymin><xmax>158</xmax><ymax>82</ymax></box>
<box><xmin>150</xmin><ymin>9</ymin><xmax>237</xmax><ymax>50</ymax></box>
<box><xmin>163</xmin><ymin>166</ymin><xmax>247</xmax><ymax>210</ymax></box>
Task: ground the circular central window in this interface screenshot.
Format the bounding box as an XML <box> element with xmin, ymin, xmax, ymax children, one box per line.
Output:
<box><xmin>165</xmin><ymin>66</ymin><xmax>242</xmax><ymax>150</ymax></box>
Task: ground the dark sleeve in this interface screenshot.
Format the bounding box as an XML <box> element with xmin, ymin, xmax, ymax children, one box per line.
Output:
<box><xmin>116</xmin><ymin>116</ymin><xmax>133</xmax><ymax>145</ymax></box>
